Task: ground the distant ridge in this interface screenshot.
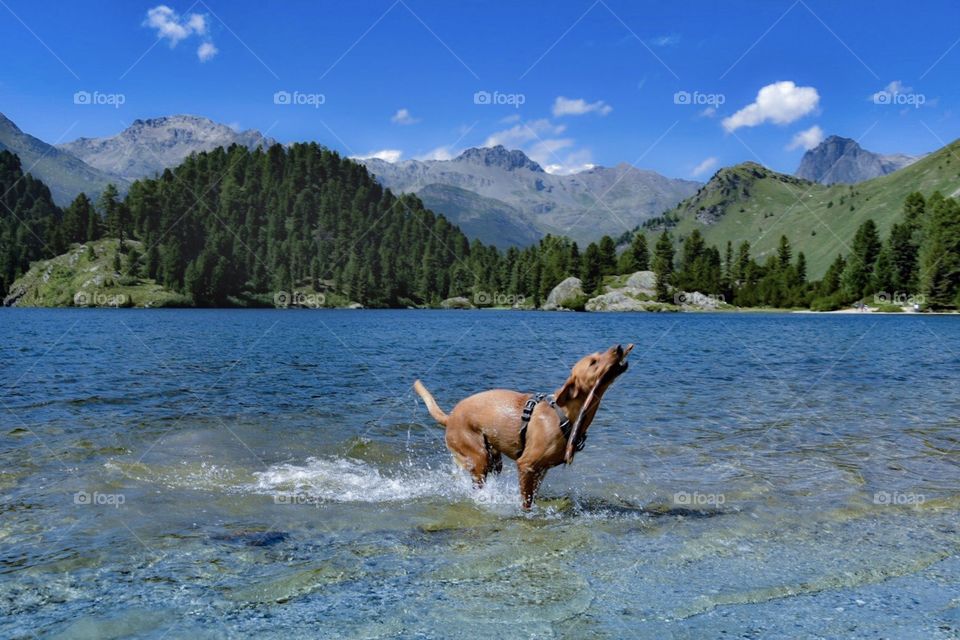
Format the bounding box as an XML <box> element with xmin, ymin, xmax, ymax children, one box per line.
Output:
<box><xmin>0</xmin><ymin>112</ymin><xmax>125</xmax><ymax>205</ymax></box>
<box><xmin>57</xmin><ymin>114</ymin><xmax>277</xmax><ymax>181</ymax></box>
<box><xmin>358</xmin><ymin>145</ymin><xmax>699</xmax><ymax>246</ymax></box>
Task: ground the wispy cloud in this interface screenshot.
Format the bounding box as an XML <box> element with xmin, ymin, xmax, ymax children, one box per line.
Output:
<box><xmin>552</xmin><ymin>96</ymin><xmax>613</xmax><ymax>117</ymax></box>
<box><xmin>482</xmin><ymin>118</ymin><xmax>593</xmax><ymax>175</ymax></box>
<box><xmin>650</xmin><ymin>34</ymin><xmax>680</xmax><ymax>47</ymax></box>
<box><xmin>722</xmin><ymin>81</ymin><xmax>819</xmax><ymax>133</ymax></box>
<box><xmin>692</xmin><ymin>156</ymin><xmax>718</xmax><ymax>177</ymax></box>
<box><xmin>415</xmin><ymin>146</ymin><xmax>457</xmax><ymax>161</ymax></box>
<box><xmin>869</xmin><ymin>80</ymin><xmax>911</xmax><ymax>102</ymax></box>
<box><xmin>483</xmin><ymin>118</ymin><xmax>567</xmax><ymax>148</ymax></box>
<box><xmin>390</xmin><ymin>108</ymin><xmax>419</xmax><ymax>125</ymax></box>
<box><xmin>352</xmin><ymin>149</ymin><xmax>403</xmax><ymax>163</ymax></box>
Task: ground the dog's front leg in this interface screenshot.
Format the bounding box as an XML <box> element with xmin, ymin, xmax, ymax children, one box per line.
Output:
<box><xmin>518</xmin><ymin>465</ymin><xmax>546</xmax><ymax>509</ymax></box>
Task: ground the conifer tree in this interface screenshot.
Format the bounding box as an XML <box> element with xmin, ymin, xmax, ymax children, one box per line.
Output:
<box><xmin>652</xmin><ymin>231</ymin><xmax>675</xmax><ymax>302</ymax></box>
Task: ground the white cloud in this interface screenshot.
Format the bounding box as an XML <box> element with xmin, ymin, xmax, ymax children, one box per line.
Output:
<box><xmin>692</xmin><ymin>156</ymin><xmax>719</xmax><ymax>177</ymax></box>
<box><xmin>146</xmin><ymin>5</ymin><xmax>204</xmax><ymax>45</ymax></box>
<box><xmin>699</xmin><ymin>106</ymin><xmax>717</xmax><ymax>118</ymax></box>
<box><xmin>187</xmin><ymin>13</ymin><xmax>207</xmax><ymax>35</ymax></box>
<box><xmin>352</xmin><ymin>149</ymin><xmax>403</xmax><ymax>163</ymax></box>
<box><xmin>535</xmin><ymin>146</ymin><xmax>594</xmax><ymax>175</ymax></box>
<box><xmin>197</xmin><ymin>41</ymin><xmax>218</xmax><ymax>62</ymax></box>
<box><xmin>483</xmin><ymin>118</ymin><xmax>566</xmax><ymax>148</ymax></box>
<box><xmin>530</xmin><ymin>137</ymin><xmax>574</xmax><ymax>160</ymax></box>
<box><xmin>390</xmin><ymin>108</ymin><xmax>419</xmax><ymax>125</ymax></box>
<box><xmin>483</xmin><ymin>118</ymin><xmax>595</xmax><ymax>175</ymax></box>
<box><xmin>145</xmin><ymin>5</ymin><xmax>217</xmax><ymax>61</ymax></box>
<box><xmin>415</xmin><ymin>146</ymin><xmax>457</xmax><ymax>161</ymax></box>
<box><xmin>552</xmin><ymin>96</ymin><xmax>613</xmax><ymax>117</ymax></box>
<box><xmin>787</xmin><ymin>125</ymin><xmax>824</xmax><ymax>151</ymax></box>
<box><xmin>722</xmin><ymin>81</ymin><xmax>819</xmax><ymax>133</ymax></box>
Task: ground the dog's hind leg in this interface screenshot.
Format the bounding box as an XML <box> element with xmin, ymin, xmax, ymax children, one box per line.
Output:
<box><xmin>445</xmin><ymin>426</ymin><xmax>490</xmax><ymax>488</ymax></box>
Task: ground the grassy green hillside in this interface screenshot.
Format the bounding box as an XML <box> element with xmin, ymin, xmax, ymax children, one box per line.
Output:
<box><xmin>4</xmin><ymin>238</ymin><xmax>366</xmax><ymax>309</ymax></box>
<box><xmin>644</xmin><ymin>139</ymin><xmax>960</xmax><ymax>278</ymax></box>
<box><xmin>4</xmin><ymin>239</ymin><xmax>189</xmax><ymax>307</ymax></box>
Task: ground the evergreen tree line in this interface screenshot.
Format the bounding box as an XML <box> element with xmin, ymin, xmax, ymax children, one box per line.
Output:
<box><xmin>1</xmin><ymin>145</ymin><xmax>958</xmax><ymax>310</ymax></box>
<box><xmin>811</xmin><ymin>191</ymin><xmax>960</xmax><ymax>309</ymax></box>
<box><xmin>644</xmin><ymin>190</ymin><xmax>960</xmax><ymax>310</ymax></box>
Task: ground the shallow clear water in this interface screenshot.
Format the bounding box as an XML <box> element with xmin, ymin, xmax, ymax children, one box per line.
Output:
<box><xmin>2</xmin><ymin>309</ymin><xmax>959</xmax><ymax>638</ymax></box>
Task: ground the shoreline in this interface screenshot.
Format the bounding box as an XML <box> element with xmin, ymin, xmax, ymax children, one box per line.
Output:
<box><xmin>3</xmin><ymin>305</ymin><xmax>957</xmax><ymax>315</ymax></box>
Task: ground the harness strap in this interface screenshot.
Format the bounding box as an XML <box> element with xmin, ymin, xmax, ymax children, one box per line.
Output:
<box><xmin>517</xmin><ymin>393</ymin><xmax>578</xmax><ymax>456</ymax></box>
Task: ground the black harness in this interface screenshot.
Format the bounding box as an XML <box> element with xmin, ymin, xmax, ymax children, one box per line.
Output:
<box><xmin>517</xmin><ymin>393</ymin><xmax>586</xmax><ymax>456</ymax></box>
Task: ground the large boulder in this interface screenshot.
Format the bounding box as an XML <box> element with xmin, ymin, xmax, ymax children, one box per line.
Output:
<box><xmin>625</xmin><ymin>270</ymin><xmax>657</xmax><ymax>294</ymax></box>
<box><xmin>542</xmin><ymin>277</ymin><xmax>585</xmax><ymax>311</ymax></box>
<box><xmin>440</xmin><ymin>296</ymin><xmax>474</xmax><ymax>309</ymax></box>
<box><xmin>585</xmin><ymin>291</ymin><xmax>673</xmax><ymax>312</ymax></box>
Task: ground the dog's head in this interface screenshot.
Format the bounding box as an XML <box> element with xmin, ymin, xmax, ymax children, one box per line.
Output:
<box><xmin>557</xmin><ymin>343</ymin><xmax>633</xmax><ymax>406</ymax></box>
<box><xmin>557</xmin><ymin>343</ymin><xmax>634</xmax><ymax>464</ymax></box>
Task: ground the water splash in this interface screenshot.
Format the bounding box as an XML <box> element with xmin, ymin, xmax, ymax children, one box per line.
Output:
<box><xmin>249</xmin><ymin>456</ymin><xmax>521</xmax><ymax>507</ymax></box>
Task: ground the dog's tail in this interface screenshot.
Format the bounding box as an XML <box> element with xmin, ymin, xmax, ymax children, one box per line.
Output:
<box><xmin>413</xmin><ymin>380</ymin><xmax>448</xmax><ymax>427</ymax></box>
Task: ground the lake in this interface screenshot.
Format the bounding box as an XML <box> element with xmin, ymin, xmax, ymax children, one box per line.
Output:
<box><xmin>2</xmin><ymin>309</ymin><xmax>959</xmax><ymax>638</ymax></box>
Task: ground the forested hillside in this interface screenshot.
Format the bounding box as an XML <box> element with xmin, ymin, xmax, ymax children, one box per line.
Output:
<box><xmin>0</xmin><ymin>144</ymin><xmax>588</xmax><ymax>307</ymax></box>
<box><xmin>2</xmin><ymin>143</ymin><xmax>958</xmax><ymax>310</ymax></box>
<box><xmin>0</xmin><ymin>151</ymin><xmax>65</xmax><ymax>295</ymax></box>
<box><xmin>638</xmin><ymin>139</ymin><xmax>960</xmax><ymax>280</ymax></box>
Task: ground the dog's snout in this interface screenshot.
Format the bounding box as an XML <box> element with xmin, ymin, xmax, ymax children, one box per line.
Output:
<box><xmin>615</xmin><ymin>344</ymin><xmax>623</xmax><ymax>357</ymax></box>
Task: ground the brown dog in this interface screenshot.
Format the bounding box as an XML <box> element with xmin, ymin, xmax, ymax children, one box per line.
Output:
<box><xmin>413</xmin><ymin>344</ymin><xmax>633</xmax><ymax>508</ymax></box>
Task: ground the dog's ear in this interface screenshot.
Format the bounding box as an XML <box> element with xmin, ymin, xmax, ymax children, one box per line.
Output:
<box><xmin>556</xmin><ymin>378</ymin><xmax>578</xmax><ymax>405</ymax></box>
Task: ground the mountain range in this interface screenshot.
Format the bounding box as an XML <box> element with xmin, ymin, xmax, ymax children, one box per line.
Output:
<box><xmin>1</xmin><ymin>111</ymin><xmax>936</xmax><ymax>259</ymax></box>
<box><xmin>0</xmin><ymin>113</ymin><xmax>124</xmax><ymax>205</ymax></box>
<box><xmin>0</xmin><ymin>113</ymin><xmax>275</xmax><ymax>206</ymax></box>
<box><xmin>644</xmin><ymin>138</ymin><xmax>959</xmax><ymax>278</ymax></box>
<box><xmin>57</xmin><ymin>115</ymin><xmax>276</xmax><ymax>182</ymax></box>
<box><xmin>358</xmin><ymin>146</ymin><xmax>701</xmax><ymax>247</ymax></box>
<box><xmin>795</xmin><ymin>135</ymin><xmax>920</xmax><ymax>184</ymax></box>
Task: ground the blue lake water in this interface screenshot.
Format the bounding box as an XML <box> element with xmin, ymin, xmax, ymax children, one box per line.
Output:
<box><xmin>1</xmin><ymin>309</ymin><xmax>959</xmax><ymax>638</ymax></box>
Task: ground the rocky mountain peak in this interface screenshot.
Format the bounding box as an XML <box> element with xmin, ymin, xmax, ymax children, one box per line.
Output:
<box><xmin>796</xmin><ymin>135</ymin><xmax>919</xmax><ymax>184</ymax></box>
<box><xmin>57</xmin><ymin>115</ymin><xmax>276</xmax><ymax>181</ymax></box>
<box><xmin>453</xmin><ymin>145</ymin><xmax>544</xmax><ymax>172</ymax></box>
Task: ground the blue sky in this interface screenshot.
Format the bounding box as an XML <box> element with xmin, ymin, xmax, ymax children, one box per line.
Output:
<box><xmin>1</xmin><ymin>0</ymin><xmax>958</xmax><ymax>179</ymax></box>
